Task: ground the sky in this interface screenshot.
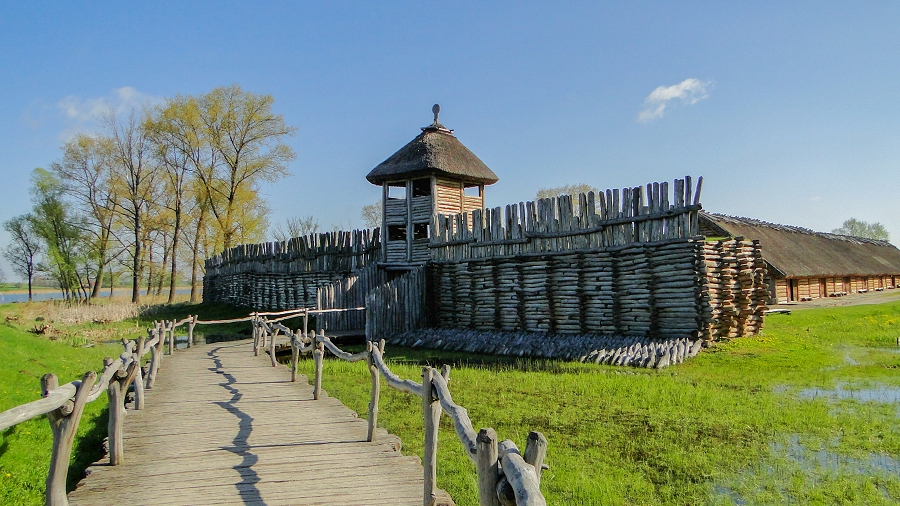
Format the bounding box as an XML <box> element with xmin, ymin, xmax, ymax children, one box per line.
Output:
<box><xmin>1</xmin><ymin>2</ymin><xmax>899</xmax><ymax>280</ymax></box>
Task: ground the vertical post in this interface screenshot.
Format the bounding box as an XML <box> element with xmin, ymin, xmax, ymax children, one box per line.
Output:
<box><xmin>166</xmin><ymin>320</ymin><xmax>174</xmax><ymax>355</ymax></box>
<box><xmin>155</xmin><ymin>323</ymin><xmax>165</xmax><ymax>369</ymax></box>
<box><xmin>132</xmin><ymin>336</ymin><xmax>146</xmax><ymax>410</ymax></box>
<box><xmin>524</xmin><ymin>431</ymin><xmax>549</xmax><ymax>484</ymax></box>
<box><xmin>290</xmin><ymin>331</ymin><xmax>300</xmax><ymax>382</ymax></box>
<box><xmin>313</xmin><ymin>331</ymin><xmax>324</xmax><ymax>400</ymax></box>
<box><xmin>252</xmin><ymin>314</ymin><xmax>259</xmax><ymax>356</ymax></box>
<box><xmin>42</xmin><ymin>371</ymin><xmax>96</xmax><ymax>506</ymax></box>
<box><xmin>187</xmin><ymin>315</ymin><xmax>197</xmax><ymax>348</ymax></box>
<box><xmin>269</xmin><ymin>327</ymin><xmax>278</xmax><ymax>367</ymax></box>
<box><xmin>146</xmin><ymin>328</ymin><xmax>162</xmax><ymax>389</ymax></box>
<box><xmin>366</xmin><ymin>341</ymin><xmax>381</xmax><ymax>442</ymax></box>
<box><xmin>106</xmin><ymin>357</ymin><xmax>127</xmax><ymax>465</ymax></box>
<box><xmin>421</xmin><ymin>366</ymin><xmax>440</xmax><ymax>506</ymax></box>
<box><xmin>476</xmin><ymin>428</ymin><xmax>500</xmax><ymax>506</ymax></box>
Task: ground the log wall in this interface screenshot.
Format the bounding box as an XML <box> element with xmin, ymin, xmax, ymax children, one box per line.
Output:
<box><xmin>700</xmin><ymin>239</ymin><xmax>768</xmax><ymax>339</ymax></box>
<box><xmin>366</xmin><ymin>267</ymin><xmax>427</xmax><ymax>342</ymax></box>
<box><xmin>317</xmin><ymin>263</ymin><xmax>387</xmax><ymax>333</ymax></box>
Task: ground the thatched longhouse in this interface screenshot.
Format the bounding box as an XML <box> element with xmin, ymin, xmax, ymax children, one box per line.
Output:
<box><xmin>700</xmin><ymin>212</ymin><xmax>900</xmax><ymax>303</ymax></box>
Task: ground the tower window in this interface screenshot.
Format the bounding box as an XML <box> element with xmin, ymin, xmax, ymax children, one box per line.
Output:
<box><xmin>414</xmin><ymin>222</ymin><xmax>430</xmax><ymax>240</ymax></box>
<box><xmin>388</xmin><ymin>183</ymin><xmax>406</xmax><ymax>200</ymax></box>
<box><xmin>464</xmin><ymin>185</ymin><xmax>482</xmax><ymax>197</ymax></box>
<box><xmin>412</xmin><ymin>178</ymin><xmax>432</xmax><ymax>197</ymax></box>
<box><xmin>387</xmin><ymin>225</ymin><xmax>407</xmax><ymax>241</ymax></box>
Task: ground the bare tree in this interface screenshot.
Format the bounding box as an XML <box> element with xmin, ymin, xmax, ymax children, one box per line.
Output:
<box><xmin>3</xmin><ymin>215</ymin><xmax>41</xmax><ymax>301</ymax></box>
<box><xmin>360</xmin><ymin>201</ymin><xmax>382</xmax><ymax>229</ymax></box>
<box><xmin>271</xmin><ymin>215</ymin><xmax>320</xmax><ymax>242</ymax></box>
<box><xmin>535</xmin><ymin>183</ymin><xmax>599</xmax><ymax>200</ymax></box>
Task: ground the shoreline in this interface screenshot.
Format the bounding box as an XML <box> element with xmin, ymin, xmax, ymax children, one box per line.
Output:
<box><xmin>0</xmin><ymin>286</ymin><xmax>199</xmax><ymax>296</ymax></box>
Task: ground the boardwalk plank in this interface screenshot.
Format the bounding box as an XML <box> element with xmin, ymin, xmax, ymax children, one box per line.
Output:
<box><xmin>68</xmin><ymin>339</ymin><xmax>443</xmax><ymax>506</ymax></box>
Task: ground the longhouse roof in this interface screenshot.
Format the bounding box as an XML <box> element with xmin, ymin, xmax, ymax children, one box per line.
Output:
<box><xmin>700</xmin><ymin>212</ymin><xmax>900</xmax><ymax>278</ymax></box>
<box><xmin>366</xmin><ymin>119</ymin><xmax>499</xmax><ymax>186</ymax></box>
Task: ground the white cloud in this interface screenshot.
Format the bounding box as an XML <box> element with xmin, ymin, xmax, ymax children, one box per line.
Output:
<box><xmin>56</xmin><ymin>86</ymin><xmax>163</xmax><ymax>138</ymax></box>
<box><xmin>637</xmin><ymin>78</ymin><xmax>711</xmax><ymax>123</ymax></box>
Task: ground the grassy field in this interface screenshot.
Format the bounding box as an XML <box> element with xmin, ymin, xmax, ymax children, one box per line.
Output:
<box><xmin>296</xmin><ymin>302</ymin><xmax>900</xmax><ymax>505</ymax></box>
<box><xmin>1</xmin><ymin>299</ymin><xmax>899</xmax><ymax>505</ymax></box>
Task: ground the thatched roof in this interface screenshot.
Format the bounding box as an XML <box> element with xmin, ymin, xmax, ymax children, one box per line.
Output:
<box><xmin>701</xmin><ymin>212</ymin><xmax>900</xmax><ymax>278</ymax></box>
<box><xmin>366</xmin><ymin>123</ymin><xmax>499</xmax><ymax>185</ymax></box>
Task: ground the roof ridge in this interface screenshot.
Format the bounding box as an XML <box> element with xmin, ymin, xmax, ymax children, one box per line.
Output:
<box><xmin>701</xmin><ymin>211</ymin><xmax>893</xmax><ymax>247</ymax></box>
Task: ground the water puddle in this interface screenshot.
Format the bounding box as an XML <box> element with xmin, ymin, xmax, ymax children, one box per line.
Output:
<box><xmin>711</xmin><ymin>435</ymin><xmax>899</xmax><ymax>504</ymax></box>
<box><xmin>798</xmin><ymin>383</ymin><xmax>900</xmax><ymax>404</ymax></box>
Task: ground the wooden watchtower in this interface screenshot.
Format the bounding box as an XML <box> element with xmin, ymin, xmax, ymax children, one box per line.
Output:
<box><xmin>366</xmin><ymin>105</ymin><xmax>499</xmax><ymax>266</ymax></box>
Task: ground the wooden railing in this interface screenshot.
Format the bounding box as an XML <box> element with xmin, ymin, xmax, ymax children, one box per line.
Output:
<box><xmin>248</xmin><ymin>311</ymin><xmax>549</xmax><ymax>505</ymax></box>
<box><xmin>0</xmin><ymin>307</ymin><xmax>546</xmax><ymax>506</ymax></box>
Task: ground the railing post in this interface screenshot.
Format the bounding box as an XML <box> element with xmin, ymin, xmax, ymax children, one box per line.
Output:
<box><xmin>290</xmin><ymin>331</ymin><xmax>300</xmax><ymax>382</ymax></box>
<box><xmin>366</xmin><ymin>341</ymin><xmax>381</xmax><ymax>442</ymax></box>
<box><xmin>187</xmin><ymin>315</ymin><xmax>197</xmax><ymax>348</ymax></box>
<box><xmin>421</xmin><ymin>366</ymin><xmax>440</xmax><ymax>506</ymax></box>
<box><xmin>269</xmin><ymin>326</ymin><xmax>278</xmax><ymax>367</ymax></box>
<box><xmin>476</xmin><ymin>428</ymin><xmax>500</xmax><ymax>506</ymax></box>
<box><xmin>313</xmin><ymin>331</ymin><xmax>324</xmax><ymax>400</ymax></box>
<box><xmin>106</xmin><ymin>357</ymin><xmax>126</xmax><ymax>465</ymax></box>
<box><xmin>166</xmin><ymin>320</ymin><xmax>174</xmax><ymax>355</ymax></box>
<box><xmin>146</xmin><ymin>327</ymin><xmax>162</xmax><ymax>390</ymax></box>
<box><xmin>155</xmin><ymin>323</ymin><xmax>165</xmax><ymax>369</ymax></box>
<box><xmin>132</xmin><ymin>336</ymin><xmax>147</xmax><ymax>410</ymax></box>
<box><xmin>252</xmin><ymin>314</ymin><xmax>260</xmax><ymax>356</ymax></box>
<box><xmin>524</xmin><ymin>431</ymin><xmax>549</xmax><ymax>484</ymax></box>
<box><xmin>42</xmin><ymin>371</ymin><xmax>96</xmax><ymax>506</ymax></box>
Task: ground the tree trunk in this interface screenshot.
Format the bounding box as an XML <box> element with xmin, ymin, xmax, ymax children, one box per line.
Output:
<box><xmin>189</xmin><ymin>202</ymin><xmax>207</xmax><ymax>303</ymax></box>
<box><xmin>131</xmin><ymin>208</ymin><xmax>141</xmax><ymax>304</ymax></box>
<box><xmin>168</xmin><ymin>207</ymin><xmax>182</xmax><ymax>304</ymax></box>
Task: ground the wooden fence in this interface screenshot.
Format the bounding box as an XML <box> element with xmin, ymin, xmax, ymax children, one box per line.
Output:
<box><xmin>0</xmin><ymin>315</ymin><xmax>205</xmax><ymax>506</ymax></box>
<box><xmin>317</xmin><ymin>263</ymin><xmax>387</xmax><ymax>333</ymax></box>
<box><xmin>203</xmin><ymin>228</ymin><xmax>382</xmax><ymax>309</ymax></box>
<box><xmin>429</xmin><ymin>176</ymin><xmax>702</xmax><ymax>261</ymax></box>
<box><xmin>251</xmin><ymin>313</ymin><xmax>548</xmax><ymax>506</ymax></box>
<box><xmin>366</xmin><ymin>266</ymin><xmax>428</xmax><ymax>342</ymax></box>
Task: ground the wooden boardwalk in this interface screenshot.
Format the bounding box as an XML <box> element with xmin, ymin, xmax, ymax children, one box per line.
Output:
<box><xmin>68</xmin><ymin>339</ymin><xmax>428</xmax><ymax>506</ymax></box>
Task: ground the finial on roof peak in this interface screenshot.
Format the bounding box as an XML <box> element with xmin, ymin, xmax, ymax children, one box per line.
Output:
<box><xmin>422</xmin><ymin>103</ymin><xmax>452</xmax><ymax>134</ymax></box>
<box><xmin>432</xmin><ymin>104</ymin><xmax>440</xmax><ymax>125</ymax></box>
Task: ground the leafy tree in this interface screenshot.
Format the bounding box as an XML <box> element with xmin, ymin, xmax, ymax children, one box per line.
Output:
<box><xmin>360</xmin><ymin>201</ymin><xmax>382</xmax><ymax>229</ymax></box>
<box><xmin>832</xmin><ymin>218</ymin><xmax>890</xmax><ymax>241</ymax></box>
<box><xmin>3</xmin><ymin>215</ymin><xmax>41</xmax><ymax>300</ymax></box>
<box><xmin>106</xmin><ymin>109</ymin><xmax>161</xmax><ymax>303</ymax></box>
<box><xmin>28</xmin><ymin>169</ymin><xmax>88</xmax><ymax>301</ymax></box>
<box><xmin>51</xmin><ymin>133</ymin><xmax>121</xmax><ymax>298</ymax></box>
<box><xmin>535</xmin><ymin>183</ymin><xmax>599</xmax><ymax>200</ymax></box>
<box><xmin>272</xmin><ymin>215</ymin><xmax>320</xmax><ymax>242</ymax></box>
<box><xmin>195</xmin><ymin>85</ymin><xmax>296</xmax><ymax>250</ymax></box>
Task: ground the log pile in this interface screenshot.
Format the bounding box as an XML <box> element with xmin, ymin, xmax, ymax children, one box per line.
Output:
<box><xmin>385</xmin><ymin>328</ymin><xmax>704</xmax><ymax>369</ymax></box>
<box><xmin>700</xmin><ymin>238</ymin><xmax>768</xmax><ymax>339</ymax></box>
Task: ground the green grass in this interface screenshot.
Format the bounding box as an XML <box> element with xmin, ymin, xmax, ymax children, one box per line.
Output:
<box><xmin>0</xmin><ymin>318</ymin><xmax>117</xmax><ymax>505</ymax></box>
<box><xmin>296</xmin><ymin>302</ymin><xmax>900</xmax><ymax>505</ymax></box>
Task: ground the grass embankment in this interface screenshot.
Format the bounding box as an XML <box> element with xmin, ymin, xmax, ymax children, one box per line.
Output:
<box><xmin>297</xmin><ymin>302</ymin><xmax>900</xmax><ymax>505</ymax></box>
<box><xmin>0</xmin><ymin>298</ymin><xmax>258</xmax><ymax>505</ymax></box>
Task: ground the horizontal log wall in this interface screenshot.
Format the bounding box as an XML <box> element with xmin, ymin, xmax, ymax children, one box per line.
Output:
<box><xmin>203</xmin><ymin>228</ymin><xmax>381</xmax><ymax>308</ymax></box>
<box><xmin>700</xmin><ymin>239</ymin><xmax>768</xmax><ymax>339</ymax></box>
<box><xmin>427</xmin><ymin>238</ymin><xmax>706</xmax><ymax>339</ymax></box>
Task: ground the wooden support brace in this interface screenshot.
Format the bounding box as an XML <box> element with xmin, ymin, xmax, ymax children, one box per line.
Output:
<box><xmin>42</xmin><ymin>371</ymin><xmax>96</xmax><ymax>506</ymax></box>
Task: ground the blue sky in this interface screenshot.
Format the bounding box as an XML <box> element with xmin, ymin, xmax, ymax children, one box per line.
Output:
<box><xmin>1</xmin><ymin>2</ymin><xmax>898</xmax><ymax>278</ymax></box>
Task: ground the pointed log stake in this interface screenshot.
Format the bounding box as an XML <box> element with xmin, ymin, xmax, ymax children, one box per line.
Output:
<box><xmin>476</xmin><ymin>428</ymin><xmax>500</xmax><ymax>506</ymax></box>
<box><xmin>422</xmin><ymin>366</ymin><xmax>441</xmax><ymax>506</ymax></box>
<box><xmin>43</xmin><ymin>370</ymin><xmax>96</xmax><ymax>506</ymax></box>
<box><xmin>313</xmin><ymin>333</ymin><xmax>324</xmax><ymax>400</ymax></box>
<box><xmin>366</xmin><ymin>341</ymin><xmax>381</xmax><ymax>442</ymax></box>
